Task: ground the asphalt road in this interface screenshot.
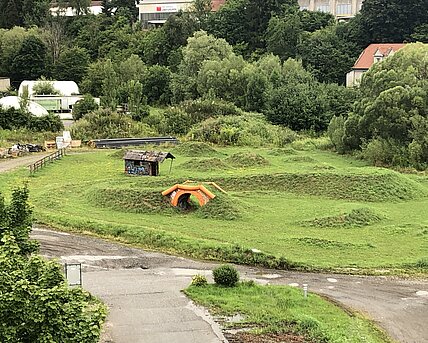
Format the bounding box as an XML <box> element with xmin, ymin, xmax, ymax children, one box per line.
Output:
<box><xmin>31</xmin><ymin>227</ymin><xmax>428</xmax><ymax>343</ymax></box>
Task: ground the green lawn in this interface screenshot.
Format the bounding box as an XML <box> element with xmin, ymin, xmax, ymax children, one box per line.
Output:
<box><xmin>0</xmin><ymin>144</ymin><xmax>427</xmax><ymax>274</ymax></box>
<box><xmin>185</xmin><ymin>282</ymin><xmax>392</xmax><ymax>343</ymax></box>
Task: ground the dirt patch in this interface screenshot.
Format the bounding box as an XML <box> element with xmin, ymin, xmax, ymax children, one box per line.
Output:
<box><xmin>224</xmin><ymin>332</ymin><xmax>310</xmax><ymax>343</ymax></box>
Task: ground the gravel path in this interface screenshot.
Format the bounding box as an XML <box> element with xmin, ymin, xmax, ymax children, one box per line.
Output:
<box><xmin>0</xmin><ymin>153</ymin><xmax>49</xmax><ymax>173</ymax></box>
<box><xmin>31</xmin><ymin>227</ymin><xmax>428</xmax><ymax>343</ymax></box>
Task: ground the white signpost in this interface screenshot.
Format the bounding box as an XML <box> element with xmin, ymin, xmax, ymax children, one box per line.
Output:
<box><xmin>65</xmin><ymin>263</ymin><xmax>82</xmax><ymax>286</ymax></box>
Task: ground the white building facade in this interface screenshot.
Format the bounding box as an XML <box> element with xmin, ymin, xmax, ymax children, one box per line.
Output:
<box><xmin>298</xmin><ymin>0</ymin><xmax>364</xmax><ymax>19</ymax></box>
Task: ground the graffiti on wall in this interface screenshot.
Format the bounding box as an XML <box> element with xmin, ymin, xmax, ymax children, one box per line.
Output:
<box><xmin>125</xmin><ymin>160</ymin><xmax>150</xmax><ymax>176</ymax></box>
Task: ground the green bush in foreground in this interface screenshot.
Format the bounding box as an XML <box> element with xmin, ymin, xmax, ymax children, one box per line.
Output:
<box><xmin>213</xmin><ymin>264</ymin><xmax>239</xmax><ymax>287</ymax></box>
<box><xmin>191</xmin><ymin>274</ymin><xmax>208</xmax><ymax>286</ymax></box>
<box><xmin>0</xmin><ymin>187</ymin><xmax>107</xmax><ymax>342</ymax></box>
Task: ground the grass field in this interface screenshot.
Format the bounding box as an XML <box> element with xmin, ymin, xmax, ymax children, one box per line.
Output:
<box><xmin>185</xmin><ymin>282</ymin><xmax>393</xmax><ymax>343</ymax></box>
<box><xmin>0</xmin><ymin>142</ymin><xmax>427</xmax><ymax>274</ymax></box>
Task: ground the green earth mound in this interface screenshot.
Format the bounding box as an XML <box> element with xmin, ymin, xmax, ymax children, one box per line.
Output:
<box><xmin>195</xmin><ymin>193</ymin><xmax>242</xmax><ymax>220</ymax></box>
<box><xmin>180</xmin><ymin>158</ymin><xmax>231</xmax><ymax>171</ymax></box>
<box><xmin>267</xmin><ymin>148</ymin><xmax>297</xmax><ymax>156</ymax></box>
<box><xmin>302</xmin><ymin>208</ymin><xmax>383</xmax><ymax>228</ymax></box>
<box><xmin>285</xmin><ymin>156</ymin><xmax>317</xmax><ymax>163</ymax></box>
<box><xmin>216</xmin><ymin>171</ymin><xmax>426</xmax><ymax>202</ymax></box>
<box><xmin>226</xmin><ymin>152</ymin><xmax>270</xmax><ymax>167</ymax></box>
<box><xmin>172</xmin><ymin>142</ymin><xmax>221</xmax><ymax>157</ymax></box>
<box><xmin>92</xmin><ymin>188</ymin><xmax>174</xmax><ymax>214</ymax></box>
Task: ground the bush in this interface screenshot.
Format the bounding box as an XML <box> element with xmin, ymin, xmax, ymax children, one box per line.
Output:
<box><xmin>72</xmin><ymin>94</ymin><xmax>99</xmax><ymax>120</ymax></box>
<box><xmin>28</xmin><ymin>113</ymin><xmax>64</xmax><ymax>132</ymax></box>
<box><xmin>188</xmin><ymin>114</ymin><xmax>297</xmax><ymax>147</ymax></box>
<box><xmin>191</xmin><ymin>274</ymin><xmax>208</xmax><ymax>286</ymax></box>
<box><xmin>71</xmin><ymin>108</ymin><xmax>155</xmax><ymax>141</ymax></box>
<box><xmin>212</xmin><ymin>264</ymin><xmax>239</xmax><ymax>287</ymax></box>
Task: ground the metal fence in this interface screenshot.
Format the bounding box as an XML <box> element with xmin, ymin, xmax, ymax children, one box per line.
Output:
<box><xmin>29</xmin><ymin>148</ymin><xmax>66</xmax><ymax>174</ymax></box>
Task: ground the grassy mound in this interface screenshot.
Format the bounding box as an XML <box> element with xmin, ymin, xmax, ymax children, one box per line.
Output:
<box><xmin>172</xmin><ymin>142</ymin><xmax>221</xmax><ymax>157</ymax></box>
<box><xmin>285</xmin><ymin>156</ymin><xmax>317</xmax><ymax>163</ymax></box>
<box><xmin>92</xmin><ymin>187</ymin><xmax>174</xmax><ymax>214</ymax></box>
<box><xmin>180</xmin><ymin>158</ymin><xmax>231</xmax><ymax>172</ymax></box>
<box><xmin>226</xmin><ymin>152</ymin><xmax>270</xmax><ymax>168</ymax></box>
<box><xmin>216</xmin><ymin>171</ymin><xmax>426</xmax><ymax>202</ymax></box>
<box><xmin>301</xmin><ymin>208</ymin><xmax>383</xmax><ymax>228</ymax></box>
<box><xmin>196</xmin><ymin>193</ymin><xmax>242</xmax><ymax>220</ymax></box>
<box><xmin>267</xmin><ymin>147</ymin><xmax>297</xmax><ymax>156</ymax></box>
<box><xmin>295</xmin><ymin>237</ymin><xmax>375</xmax><ymax>249</ymax></box>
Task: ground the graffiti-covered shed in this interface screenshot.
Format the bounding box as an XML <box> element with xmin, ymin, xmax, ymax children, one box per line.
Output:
<box><xmin>123</xmin><ymin>151</ymin><xmax>175</xmax><ymax>176</ymax></box>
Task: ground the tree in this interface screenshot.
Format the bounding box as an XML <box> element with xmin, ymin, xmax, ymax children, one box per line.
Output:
<box><xmin>42</xmin><ymin>19</ymin><xmax>67</xmax><ymax>66</ymax></box>
<box><xmin>266</xmin><ymin>13</ymin><xmax>302</xmax><ymax>61</ymax></box>
<box><xmin>22</xmin><ymin>0</ymin><xmax>51</xmax><ymax>27</ymax></box>
<box><xmin>298</xmin><ymin>25</ymin><xmax>359</xmax><ymax>84</ymax></box>
<box><xmin>142</xmin><ymin>65</ymin><xmax>172</xmax><ymax>105</ymax></box>
<box><xmin>72</xmin><ymin>94</ymin><xmax>99</xmax><ymax>120</ymax></box>
<box><xmin>54</xmin><ymin>46</ymin><xmax>90</xmax><ymax>83</ymax></box>
<box><xmin>11</xmin><ymin>35</ymin><xmax>49</xmax><ymax>82</ymax></box>
<box><xmin>357</xmin><ymin>0</ymin><xmax>428</xmax><ymax>45</ymax></box>
<box><xmin>101</xmin><ymin>59</ymin><xmax>119</xmax><ymax>109</ymax></box>
<box><xmin>0</xmin><ymin>187</ymin><xmax>107</xmax><ymax>343</ymax></box>
<box><xmin>32</xmin><ymin>78</ymin><xmax>60</xmax><ymax>95</ymax></box>
<box><xmin>339</xmin><ymin>43</ymin><xmax>428</xmax><ymax>169</ymax></box>
<box><xmin>0</xmin><ymin>0</ymin><xmax>23</xmax><ymax>29</ymax></box>
<box><xmin>69</xmin><ymin>0</ymin><xmax>90</xmax><ymax>16</ymax></box>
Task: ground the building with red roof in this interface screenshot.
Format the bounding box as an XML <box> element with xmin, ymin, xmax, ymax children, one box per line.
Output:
<box><xmin>346</xmin><ymin>43</ymin><xmax>406</xmax><ymax>87</ymax></box>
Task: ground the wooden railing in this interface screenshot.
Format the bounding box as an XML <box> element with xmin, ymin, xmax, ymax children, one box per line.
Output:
<box><xmin>29</xmin><ymin>148</ymin><xmax>66</xmax><ymax>174</ymax></box>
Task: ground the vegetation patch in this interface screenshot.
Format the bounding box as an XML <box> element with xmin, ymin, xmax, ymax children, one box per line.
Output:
<box><xmin>267</xmin><ymin>147</ymin><xmax>297</xmax><ymax>156</ymax></box>
<box><xmin>301</xmin><ymin>208</ymin><xmax>383</xmax><ymax>228</ymax></box>
<box><xmin>196</xmin><ymin>194</ymin><xmax>243</xmax><ymax>220</ymax></box>
<box><xmin>217</xmin><ymin>171</ymin><xmax>426</xmax><ymax>202</ymax></box>
<box><xmin>185</xmin><ymin>283</ymin><xmax>391</xmax><ymax>343</ymax></box>
<box><xmin>92</xmin><ymin>187</ymin><xmax>174</xmax><ymax>214</ymax></box>
<box><xmin>285</xmin><ymin>156</ymin><xmax>317</xmax><ymax>163</ymax></box>
<box><xmin>172</xmin><ymin>141</ymin><xmax>222</xmax><ymax>157</ymax></box>
<box><xmin>180</xmin><ymin>158</ymin><xmax>231</xmax><ymax>172</ymax></box>
<box><xmin>294</xmin><ymin>237</ymin><xmax>375</xmax><ymax>249</ymax></box>
<box><xmin>226</xmin><ymin>152</ymin><xmax>270</xmax><ymax>168</ymax></box>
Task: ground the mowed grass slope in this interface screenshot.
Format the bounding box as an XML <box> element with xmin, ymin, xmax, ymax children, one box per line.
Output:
<box><xmin>1</xmin><ymin>143</ymin><xmax>427</xmax><ymax>273</ymax></box>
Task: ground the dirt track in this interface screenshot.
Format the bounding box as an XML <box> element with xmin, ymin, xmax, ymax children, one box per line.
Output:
<box><xmin>0</xmin><ymin>152</ymin><xmax>48</xmax><ymax>173</ymax></box>
<box><xmin>31</xmin><ymin>227</ymin><xmax>428</xmax><ymax>343</ymax></box>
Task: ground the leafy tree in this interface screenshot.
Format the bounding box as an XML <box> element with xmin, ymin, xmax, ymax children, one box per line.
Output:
<box><xmin>72</xmin><ymin>94</ymin><xmax>99</xmax><ymax>120</ymax></box>
<box><xmin>339</xmin><ymin>43</ymin><xmax>428</xmax><ymax>169</ymax></box>
<box><xmin>54</xmin><ymin>46</ymin><xmax>90</xmax><ymax>83</ymax></box>
<box><xmin>0</xmin><ymin>106</ymin><xmax>32</xmax><ymax>130</ymax></box>
<box><xmin>11</xmin><ymin>35</ymin><xmax>49</xmax><ymax>82</ymax></box>
<box><xmin>69</xmin><ymin>0</ymin><xmax>91</xmax><ymax>16</ymax></box>
<box><xmin>411</xmin><ymin>24</ymin><xmax>428</xmax><ymax>43</ymax></box>
<box><xmin>32</xmin><ymin>78</ymin><xmax>60</xmax><ymax>95</ymax></box>
<box><xmin>0</xmin><ymin>27</ymin><xmax>33</xmax><ymax>76</ymax></box>
<box><xmin>0</xmin><ymin>0</ymin><xmax>23</xmax><ymax>29</ymax></box>
<box><xmin>142</xmin><ymin>65</ymin><xmax>172</xmax><ymax>105</ymax></box>
<box><xmin>357</xmin><ymin>0</ymin><xmax>428</xmax><ymax>45</ymax></box>
<box><xmin>298</xmin><ymin>25</ymin><xmax>358</xmax><ymax>84</ymax></box>
<box><xmin>101</xmin><ymin>59</ymin><xmax>119</xmax><ymax>109</ymax></box>
<box><xmin>299</xmin><ymin>9</ymin><xmax>334</xmax><ymax>33</ymax></box>
<box><xmin>266</xmin><ymin>13</ymin><xmax>302</xmax><ymax>61</ymax></box>
<box><xmin>22</xmin><ymin>0</ymin><xmax>51</xmax><ymax>27</ymax></box>
<box><xmin>0</xmin><ymin>187</ymin><xmax>107</xmax><ymax>343</ymax></box>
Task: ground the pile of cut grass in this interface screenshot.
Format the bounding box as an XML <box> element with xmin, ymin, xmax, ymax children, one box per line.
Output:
<box><xmin>180</xmin><ymin>158</ymin><xmax>231</xmax><ymax>171</ymax></box>
<box><xmin>172</xmin><ymin>142</ymin><xmax>221</xmax><ymax>157</ymax></box>
<box><xmin>216</xmin><ymin>171</ymin><xmax>426</xmax><ymax>202</ymax></box>
<box><xmin>301</xmin><ymin>208</ymin><xmax>383</xmax><ymax>228</ymax></box>
<box><xmin>267</xmin><ymin>147</ymin><xmax>297</xmax><ymax>156</ymax></box>
<box><xmin>226</xmin><ymin>152</ymin><xmax>270</xmax><ymax>168</ymax></box>
<box><xmin>196</xmin><ymin>193</ymin><xmax>242</xmax><ymax>220</ymax></box>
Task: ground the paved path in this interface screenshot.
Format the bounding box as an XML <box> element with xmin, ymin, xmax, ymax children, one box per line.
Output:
<box><xmin>31</xmin><ymin>227</ymin><xmax>428</xmax><ymax>343</ymax></box>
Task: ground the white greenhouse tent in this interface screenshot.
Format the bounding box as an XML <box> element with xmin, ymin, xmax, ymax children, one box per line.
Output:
<box><xmin>18</xmin><ymin>80</ymin><xmax>80</xmax><ymax>97</ymax></box>
<box><xmin>0</xmin><ymin>96</ymin><xmax>49</xmax><ymax>117</ymax></box>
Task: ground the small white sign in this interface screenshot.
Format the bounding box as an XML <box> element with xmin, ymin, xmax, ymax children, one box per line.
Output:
<box><xmin>65</xmin><ymin>263</ymin><xmax>82</xmax><ymax>286</ymax></box>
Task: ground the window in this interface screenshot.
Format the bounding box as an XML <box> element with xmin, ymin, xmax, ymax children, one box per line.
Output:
<box><xmin>336</xmin><ymin>0</ymin><xmax>352</xmax><ymax>15</ymax></box>
<box><xmin>317</xmin><ymin>4</ymin><xmax>330</xmax><ymax>13</ymax></box>
<box><xmin>140</xmin><ymin>12</ymin><xmax>172</xmax><ymax>28</ymax></box>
